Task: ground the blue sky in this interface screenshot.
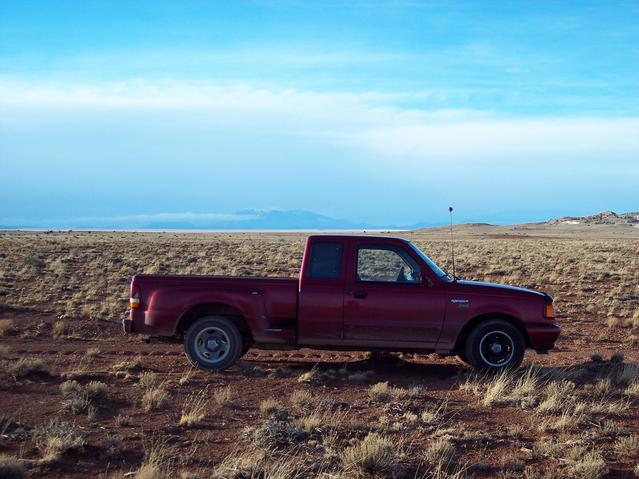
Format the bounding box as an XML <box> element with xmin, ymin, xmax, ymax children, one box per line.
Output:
<box><xmin>1</xmin><ymin>0</ymin><xmax>638</xmax><ymax>227</ymax></box>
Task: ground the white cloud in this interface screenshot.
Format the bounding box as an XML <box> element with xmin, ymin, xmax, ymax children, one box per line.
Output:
<box><xmin>352</xmin><ymin>118</ymin><xmax>639</xmax><ymax>161</ymax></box>
<box><xmin>1</xmin><ymin>78</ymin><xmax>637</xmax><ymax>174</ymax></box>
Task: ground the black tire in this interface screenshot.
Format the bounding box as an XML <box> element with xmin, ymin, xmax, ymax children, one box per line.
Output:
<box><xmin>184</xmin><ymin>316</ymin><xmax>243</xmax><ymax>371</ymax></box>
<box><xmin>464</xmin><ymin>320</ymin><xmax>525</xmax><ymax>371</ymax></box>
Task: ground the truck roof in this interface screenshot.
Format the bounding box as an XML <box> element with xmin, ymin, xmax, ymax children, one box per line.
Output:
<box><xmin>307</xmin><ymin>234</ymin><xmax>410</xmax><ymax>242</ymax></box>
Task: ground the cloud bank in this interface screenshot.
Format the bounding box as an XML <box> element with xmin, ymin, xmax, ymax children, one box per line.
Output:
<box><xmin>1</xmin><ymin>79</ymin><xmax>637</xmax><ymax>225</ymax></box>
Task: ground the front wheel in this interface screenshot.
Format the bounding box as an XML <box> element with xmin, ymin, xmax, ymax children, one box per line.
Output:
<box><xmin>184</xmin><ymin>316</ymin><xmax>243</xmax><ymax>371</ymax></box>
<box><xmin>464</xmin><ymin>320</ymin><xmax>525</xmax><ymax>371</ymax></box>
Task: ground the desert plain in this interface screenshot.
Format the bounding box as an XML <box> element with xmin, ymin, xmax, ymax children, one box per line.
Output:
<box><xmin>0</xmin><ymin>221</ymin><xmax>638</xmax><ymax>478</ymax></box>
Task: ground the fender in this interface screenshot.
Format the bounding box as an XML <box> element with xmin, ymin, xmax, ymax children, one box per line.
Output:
<box><xmin>436</xmin><ymin>294</ymin><xmax>528</xmax><ymax>350</ymax></box>
<box><xmin>145</xmin><ymin>285</ymin><xmax>267</xmax><ymax>337</ymax></box>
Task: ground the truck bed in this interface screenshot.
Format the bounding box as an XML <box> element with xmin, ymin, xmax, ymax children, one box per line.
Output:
<box><xmin>129</xmin><ymin>274</ymin><xmax>299</xmax><ymax>341</ymax></box>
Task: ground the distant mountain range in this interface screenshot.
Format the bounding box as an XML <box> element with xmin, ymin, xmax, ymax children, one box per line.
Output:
<box><xmin>1</xmin><ymin>209</ymin><xmax>637</xmax><ymax>231</ymax></box>
<box><xmin>137</xmin><ymin>209</ymin><xmax>385</xmax><ymax>230</ymax></box>
<box><xmin>0</xmin><ymin>209</ymin><xmax>437</xmax><ymax>231</ymax></box>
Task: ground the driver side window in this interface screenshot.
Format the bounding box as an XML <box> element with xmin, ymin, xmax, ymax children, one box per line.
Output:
<box><xmin>356</xmin><ymin>246</ymin><xmax>420</xmax><ymax>283</ymax></box>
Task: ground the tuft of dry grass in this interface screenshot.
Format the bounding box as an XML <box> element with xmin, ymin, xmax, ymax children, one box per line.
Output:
<box><xmin>624</xmin><ymin>381</ymin><xmax>639</xmax><ymax>399</ymax></box>
<box><xmin>0</xmin><ymin>345</ymin><xmax>10</xmax><ymax>360</ymax></box>
<box><xmin>614</xmin><ymin>434</ymin><xmax>639</xmax><ymax>457</ymax></box>
<box><xmin>179</xmin><ymin>367</ymin><xmax>196</xmax><ymax>386</ymax></box>
<box><xmin>60</xmin><ymin>379</ymin><xmax>82</xmax><ymax>396</ymax></box>
<box><xmin>424</xmin><ymin>437</ymin><xmax>456</xmax><ymax>468</ymax></box>
<box><xmin>83</xmin><ymin>347</ymin><xmax>100</xmax><ymax>359</ymax></box>
<box><xmin>0</xmin><ymin>320</ymin><xmax>17</xmax><ymax>337</ymax></box>
<box><xmin>420</xmin><ymin>401</ymin><xmax>447</xmax><ymax>428</ymax></box>
<box><xmin>341</xmin><ymin>432</ymin><xmax>399</xmax><ymax>474</ymax></box>
<box><xmin>112</xmin><ymin>355</ymin><xmax>143</xmax><ymax>373</ymax></box>
<box><xmin>34</xmin><ymin>419</ymin><xmax>85</xmax><ymax>463</ymax></box>
<box><xmin>213</xmin><ymin>385</ymin><xmax>235</xmax><ymax>407</ymax></box>
<box><xmin>180</xmin><ymin>388</ymin><xmax>209</xmax><ymax>427</ymax></box>
<box><xmin>259</xmin><ymin>399</ymin><xmax>289</xmax><ymax>420</ymax></box>
<box><xmin>138</xmin><ymin>372</ymin><xmax>170</xmax><ymax>412</ymax></box>
<box><xmin>565</xmin><ymin>451</ymin><xmax>608</xmax><ymax>479</ymax></box>
<box><xmin>142</xmin><ymin>385</ymin><xmax>170</xmax><ymax>412</ymax></box>
<box><xmin>0</xmin><ymin>454</ymin><xmax>24</xmax><ymax>479</ymax></box>
<box><xmin>63</xmin><ymin>392</ymin><xmax>91</xmax><ymax>415</ymax></box>
<box><xmin>135</xmin><ymin>442</ymin><xmax>170</xmax><ymax>479</ymax></box>
<box><xmin>290</xmin><ymin>389</ymin><xmax>313</xmax><ymax>410</ymax></box>
<box><xmin>86</xmin><ymin>381</ymin><xmax>109</xmax><ymax>400</ymax></box>
<box><xmin>462</xmin><ymin>366</ymin><xmax>542</xmax><ymax>408</ymax></box>
<box><xmin>3</xmin><ymin>357</ymin><xmax>49</xmax><ymax>379</ymax></box>
<box><xmin>368</xmin><ymin>381</ymin><xmax>391</xmax><ymax>402</ymax></box>
<box><xmin>52</xmin><ymin>321</ymin><xmax>67</xmax><ymax>339</ymax></box>
<box><xmin>115</xmin><ymin>414</ymin><xmax>132</xmax><ymax>427</ymax></box>
<box><xmin>297</xmin><ymin>369</ymin><xmax>316</xmax><ymax>383</ymax></box>
<box><xmin>537</xmin><ymin>380</ymin><xmax>575</xmax><ymax>414</ymax></box>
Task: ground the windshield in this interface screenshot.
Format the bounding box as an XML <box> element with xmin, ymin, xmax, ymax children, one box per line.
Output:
<box><xmin>407</xmin><ymin>241</ymin><xmax>453</xmax><ymax>282</ymax></box>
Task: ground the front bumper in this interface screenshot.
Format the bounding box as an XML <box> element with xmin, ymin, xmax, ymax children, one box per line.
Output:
<box><xmin>528</xmin><ymin>322</ymin><xmax>561</xmax><ymax>351</ymax></box>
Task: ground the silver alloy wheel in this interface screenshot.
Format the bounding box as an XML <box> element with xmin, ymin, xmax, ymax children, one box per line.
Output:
<box><xmin>479</xmin><ymin>330</ymin><xmax>515</xmax><ymax>367</ymax></box>
<box><xmin>194</xmin><ymin>326</ymin><xmax>230</xmax><ymax>364</ymax></box>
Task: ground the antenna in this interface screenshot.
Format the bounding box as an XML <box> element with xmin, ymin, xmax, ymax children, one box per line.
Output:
<box><xmin>448</xmin><ymin>206</ymin><xmax>456</xmax><ymax>278</ymax></box>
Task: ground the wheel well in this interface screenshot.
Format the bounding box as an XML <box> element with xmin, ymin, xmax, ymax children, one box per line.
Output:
<box><xmin>453</xmin><ymin>313</ymin><xmax>532</xmax><ymax>353</ymax></box>
<box><xmin>176</xmin><ymin>303</ymin><xmax>253</xmax><ymax>342</ymax></box>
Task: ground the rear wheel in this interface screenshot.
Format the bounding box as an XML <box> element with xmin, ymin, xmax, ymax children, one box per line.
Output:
<box><xmin>184</xmin><ymin>316</ymin><xmax>243</xmax><ymax>371</ymax></box>
<box><xmin>464</xmin><ymin>320</ymin><xmax>525</xmax><ymax>371</ymax></box>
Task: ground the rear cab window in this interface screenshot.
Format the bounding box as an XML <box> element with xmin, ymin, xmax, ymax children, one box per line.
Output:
<box><xmin>308</xmin><ymin>242</ymin><xmax>343</xmax><ymax>279</ymax></box>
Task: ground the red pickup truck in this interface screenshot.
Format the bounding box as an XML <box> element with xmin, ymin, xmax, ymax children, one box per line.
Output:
<box><xmin>123</xmin><ymin>235</ymin><xmax>560</xmax><ymax>371</ymax></box>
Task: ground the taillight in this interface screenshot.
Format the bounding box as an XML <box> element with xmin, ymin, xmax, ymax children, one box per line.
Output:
<box><xmin>130</xmin><ymin>282</ymin><xmax>140</xmax><ymax>309</ymax></box>
<box><xmin>544</xmin><ymin>303</ymin><xmax>555</xmax><ymax>319</ymax></box>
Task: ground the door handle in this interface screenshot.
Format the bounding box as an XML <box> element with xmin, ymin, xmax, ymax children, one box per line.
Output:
<box><xmin>353</xmin><ymin>290</ymin><xmax>368</xmax><ymax>299</ymax></box>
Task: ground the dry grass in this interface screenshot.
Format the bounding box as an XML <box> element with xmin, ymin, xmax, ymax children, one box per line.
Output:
<box><xmin>259</xmin><ymin>398</ymin><xmax>289</xmax><ymax>420</ymax></box>
<box><xmin>624</xmin><ymin>381</ymin><xmax>639</xmax><ymax>398</ymax></box>
<box><xmin>297</xmin><ymin>369</ymin><xmax>316</xmax><ymax>383</ymax></box>
<box><xmin>84</xmin><ymin>347</ymin><xmax>100</xmax><ymax>359</ymax></box>
<box><xmin>113</xmin><ymin>356</ymin><xmax>143</xmax><ymax>373</ymax></box>
<box><xmin>179</xmin><ymin>388</ymin><xmax>209</xmax><ymax>426</ymax></box>
<box><xmin>2</xmin><ymin>357</ymin><xmax>49</xmax><ymax>379</ymax></box>
<box><xmin>213</xmin><ymin>385</ymin><xmax>235</xmax><ymax>407</ymax></box>
<box><xmin>341</xmin><ymin>432</ymin><xmax>399</xmax><ymax>474</ymax></box>
<box><xmin>614</xmin><ymin>434</ymin><xmax>639</xmax><ymax>457</ymax></box>
<box><xmin>135</xmin><ymin>442</ymin><xmax>171</xmax><ymax>479</ymax></box>
<box><xmin>178</xmin><ymin>367</ymin><xmax>197</xmax><ymax>385</ymax></box>
<box><xmin>86</xmin><ymin>381</ymin><xmax>109</xmax><ymax>400</ymax></box>
<box><xmin>0</xmin><ymin>320</ymin><xmax>17</xmax><ymax>337</ymax></box>
<box><xmin>565</xmin><ymin>451</ymin><xmax>608</xmax><ymax>479</ymax></box>
<box><xmin>1</xmin><ymin>231</ymin><xmax>639</xmax><ymax>477</ymax></box>
<box><xmin>0</xmin><ymin>454</ymin><xmax>24</xmax><ymax>479</ymax></box>
<box><xmin>34</xmin><ymin>419</ymin><xmax>85</xmax><ymax>463</ymax></box>
<box><xmin>368</xmin><ymin>381</ymin><xmax>391</xmax><ymax>402</ymax></box>
<box><xmin>52</xmin><ymin>320</ymin><xmax>67</xmax><ymax>339</ymax></box>
<box><xmin>142</xmin><ymin>386</ymin><xmax>170</xmax><ymax>412</ymax></box>
<box><xmin>462</xmin><ymin>366</ymin><xmax>542</xmax><ymax>408</ymax></box>
<box><xmin>0</xmin><ymin>345</ymin><xmax>12</xmax><ymax>360</ymax></box>
<box><xmin>138</xmin><ymin>372</ymin><xmax>170</xmax><ymax>412</ymax></box>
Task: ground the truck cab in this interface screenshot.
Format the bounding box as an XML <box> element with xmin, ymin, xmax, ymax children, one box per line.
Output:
<box><xmin>298</xmin><ymin>235</ymin><xmax>449</xmax><ymax>349</ymax></box>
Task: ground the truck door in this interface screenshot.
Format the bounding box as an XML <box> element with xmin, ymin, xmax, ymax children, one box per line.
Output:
<box><xmin>297</xmin><ymin>239</ymin><xmax>346</xmax><ymax>345</ymax></box>
<box><xmin>342</xmin><ymin>242</ymin><xmax>446</xmax><ymax>346</ymax></box>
